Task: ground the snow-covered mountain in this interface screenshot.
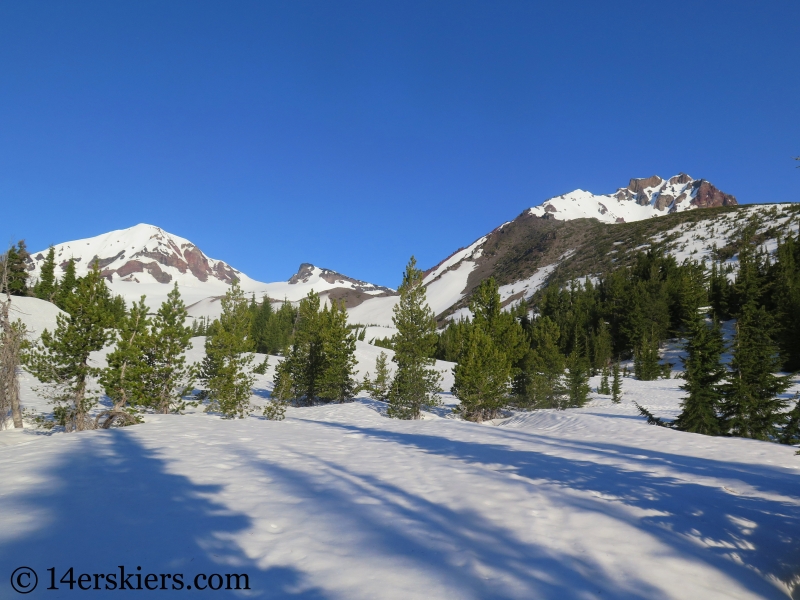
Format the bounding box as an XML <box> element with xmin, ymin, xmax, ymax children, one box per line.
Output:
<box><xmin>26</xmin><ymin>224</ymin><xmax>397</xmax><ymax>321</ymax></box>
<box><xmin>528</xmin><ymin>174</ymin><xmax>737</xmax><ymax>223</ymax></box>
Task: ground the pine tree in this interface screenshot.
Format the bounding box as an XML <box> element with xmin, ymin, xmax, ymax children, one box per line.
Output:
<box><xmin>566</xmin><ymin>352</ymin><xmax>591</xmax><ymax>408</ymax></box>
<box><xmin>317</xmin><ymin>300</ymin><xmax>357</xmax><ymax>402</ymax></box>
<box><xmin>674</xmin><ymin>311</ymin><xmax>726</xmax><ymax>435</ymax></box>
<box><xmin>200</xmin><ymin>281</ymin><xmax>255</xmax><ymax>418</ymax></box>
<box><xmin>143</xmin><ymin>284</ymin><xmax>194</xmax><ymax>414</ymax></box>
<box><xmin>0</xmin><ymin>241</ymin><xmax>30</xmax><ymax>296</ymax></box>
<box><xmin>368</xmin><ymin>351</ymin><xmax>392</xmax><ymax>401</ymax></box>
<box><xmin>23</xmin><ymin>264</ymin><xmax>112</xmax><ymax>431</ymax></box>
<box><xmin>598</xmin><ymin>366</ymin><xmax>611</xmax><ymax>395</ymax></box>
<box><xmin>387</xmin><ymin>257</ymin><xmax>442</xmax><ymax>419</ymax></box>
<box><xmin>34</xmin><ymin>246</ymin><xmax>57</xmax><ymax>301</ymax></box>
<box><xmin>55</xmin><ymin>258</ymin><xmax>77</xmax><ymax>311</ymax></box>
<box><xmin>779</xmin><ymin>395</ymin><xmax>800</xmax><ymax>446</ymax></box>
<box><xmin>452</xmin><ymin>325</ymin><xmax>511</xmax><ymax>422</ymax></box>
<box><xmin>515</xmin><ymin>316</ymin><xmax>567</xmax><ymax>409</ymax></box>
<box><xmin>720</xmin><ymin>304</ymin><xmax>792</xmax><ymax>440</ymax></box>
<box><xmin>97</xmin><ymin>296</ymin><xmax>150</xmax><ymax>428</ymax></box>
<box><xmin>611</xmin><ymin>362</ymin><xmax>622</xmax><ymax>403</ymax></box>
<box><xmin>273</xmin><ymin>290</ymin><xmax>326</xmax><ymax>405</ymax></box>
<box><xmin>634</xmin><ymin>330</ymin><xmax>661</xmax><ymax>380</ymax></box>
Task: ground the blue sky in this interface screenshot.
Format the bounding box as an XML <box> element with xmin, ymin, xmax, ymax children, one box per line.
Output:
<box><xmin>1</xmin><ymin>1</ymin><xmax>798</xmax><ymax>287</ymax></box>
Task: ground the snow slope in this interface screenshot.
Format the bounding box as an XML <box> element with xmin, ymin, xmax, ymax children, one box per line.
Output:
<box><xmin>1</xmin><ymin>373</ymin><xmax>799</xmax><ymax>599</ymax></box>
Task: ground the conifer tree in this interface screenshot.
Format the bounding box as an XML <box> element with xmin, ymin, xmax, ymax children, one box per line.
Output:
<box><xmin>367</xmin><ymin>351</ymin><xmax>392</xmax><ymax>401</ymax></box>
<box><xmin>720</xmin><ymin>304</ymin><xmax>792</xmax><ymax>440</ymax></box>
<box><xmin>515</xmin><ymin>316</ymin><xmax>567</xmax><ymax>409</ymax></box>
<box><xmin>200</xmin><ymin>281</ymin><xmax>255</xmax><ymax>418</ymax></box>
<box><xmin>24</xmin><ymin>264</ymin><xmax>112</xmax><ymax>431</ymax></box>
<box><xmin>1</xmin><ymin>241</ymin><xmax>30</xmax><ymax>296</ymax></box>
<box><xmin>97</xmin><ymin>296</ymin><xmax>150</xmax><ymax>427</ymax></box>
<box><xmin>566</xmin><ymin>352</ymin><xmax>591</xmax><ymax>408</ymax></box>
<box><xmin>273</xmin><ymin>290</ymin><xmax>326</xmax><ymax>405</ymax></box>
<box><xmin>317</xmin><ymin>300</ymin><xmax>357</xmax><ymax>402</ymax></box>
<box><xmin>452</xmin><ymin>325</ymin><xmax>511</xmax><ymax>421</ymax></box>
<box><xmin>387</xmin><ymin>257</ymin><xmax>442</xmax><ymax>419</ymax></box>
<box><xmin>634</xmin><ymin>330</ymin><xmax>661</xmax><ymax>380</ymax></box>
<box><xmin>598</xmin><ymin>366</ymin><xmax>611</xmax><ymax>395</ymax></box>
<box><xmin>611</xmin><ymin>361</ymin><xmax>622</xmax><ymax>403</ymax></box>
<box><xmin>779</xmin><ymin>396</ymin><xmax>800</xmax><ymax>446</ymax></box>
<box><xmin>143</xmin><ymin>284</ymin><xmax>194</xmax><ymax>414</ymax></box>
<box><xmin>34</xmin><ymin>246</ymin><xmax>57</xmax><ymax>301</ymax></box>
<box><xmin>674</xmin><ymin>311</ymin><xmax>726</xmax><ymax>435</ymax></box>
<box><xmin>55</xmin><ymin>258</ymin><xmax>77</xmax><ymax>311</ymax></box>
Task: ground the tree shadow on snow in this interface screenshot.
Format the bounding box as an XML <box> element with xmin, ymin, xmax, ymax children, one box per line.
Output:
<box><xmin>235</xmin><ymin>447</ymin><xmax>668</xmax><ymax>600</ymax></box>
<box><xmin>309</xmin><ymin>421</ymin><xmax>800</xmax><ymax>599</ymax></box>
<box><xmin>0</xmin><ymin>429</ymin><xmax>328</xmax><ymax>599</ymax></box>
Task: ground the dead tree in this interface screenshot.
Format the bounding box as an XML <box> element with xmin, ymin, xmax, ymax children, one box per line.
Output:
<box><xmin>0</xmin><ymin>252</ymin><xmax>25</xmax><ymax>429</ymax></box>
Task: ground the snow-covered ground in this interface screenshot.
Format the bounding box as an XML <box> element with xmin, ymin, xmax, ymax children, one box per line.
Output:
<box><xmin>2</xmin><ymin>358</ymin><xmax>799</xmax><ymax>598</ymax></box>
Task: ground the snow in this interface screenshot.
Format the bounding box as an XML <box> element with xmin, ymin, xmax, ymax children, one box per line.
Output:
<box><xmin>527</xmin><ymin>175</ymin><xmax>702</xmax><ymax>224</ymax></box>
<box><xmin>2</xmin><ymin>366</ymin><xmax>799</xmax><ymax>598</ymax></box>
<box><xmin>6</xmin><ymin>296</ymin><xmax>64</xmax><ymax>339</ymax></box>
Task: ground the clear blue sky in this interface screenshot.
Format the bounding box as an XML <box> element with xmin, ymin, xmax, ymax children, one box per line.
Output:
<box><xmin>1</xmin><ymin>1</ymin><xmax>798</xmax><ymax>287</ymax></box>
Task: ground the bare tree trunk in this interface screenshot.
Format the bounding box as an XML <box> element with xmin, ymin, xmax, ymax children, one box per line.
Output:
<box><xmin>0</xmin><ymin>255</ymin><xmax>24</xmax><ymax>429</ymax></box>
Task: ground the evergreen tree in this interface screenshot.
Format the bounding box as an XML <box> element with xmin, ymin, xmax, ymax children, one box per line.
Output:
<box><xmin>720</xmin><ymin>305</ymin><xmax>793</xmax><ymax>440</ymax></box>
<box><xmin>34</xmin><ymin>246</ymin><xmax>57</xmax><ymax>301</ymax></box>
<box><xmin>598</xmin><ymin>366</ymin><xmax>611</xmax><ymax>395</ymax></box>
<box><xmin>273</xmin><ymin>290</ymin><xmax>326</xmax><ymax>405</ymax></box>
<box><xmin>97</xmin><ymin>296</ymin><xmax>150</xmax><ymax>427</ymax></box>
<box><xmin>611</xmin><ymin>362</ymin><xmax>622</xmax><ymax>403</ymax></box>
<box><xmin>55</xmin><ymin>258</ymin><xmax>77</xmax><ymax>311</ymax></box>
<box><xmin>317</xmin><ymin>300</ymin><xmax>357</xmax><ymax>402</ymax></box>
<box><xmin>674</xmin><ymin>311</ymin><xmax>726</xmax><ymax>435</ymax></box>
<box><xmin>779</xmin><ymin>395</ymin><xmax>800</xmax><ymax>446</ymax></box>
<box><xmin>367</xmin><ymin>351</ymin><xmax>392</xmax><ymax>401</ymax></box>
<box><xmin>251</xmin><ymin>295</ymin><xmax>274</xmax><ymax>353</ymax></box>
<box><xmin>452</xmin><ymin>325</ymin><xmax>511</xmax><ymax>422</ymax></box>
<box><xmin>23</xmin><ymin>265</ymin><xmax>112</xmax><ymax>431</ymax></box>
<box><xmin>566</xmin><ymin>352</ymin><xmax>591</xmax><ymax>408</ymax></box>
<box><xmin>143</xmin><ymin>284</ymin><xmax>194</xmax><ymax>414</ymax></box>
<box><xmin>200</xmin><ymin>281</ymin><xmax>255</xmax><ymax>418</ymax></box>
<box><xmin>387</xmin><ymin>257</ymin><xmax>442</xmax><ymax>419</ymax></box>
<box><xmin>514</xmin><ymin>316</ymin><xmax>567</xmax><ymax>409</ymax></box>
<box><xmin>470</xmin><ymin>278</ymin><xmax>527</xmax><ymax>367</ymax></box>
<box><xmin>1</xmin><ymin>241</ymin><xmax>30</xmax><ymax>296</ymax></box>
<box><xmin>634</xmin><ymin>330</ymin><xmax>661</xmax><ymax>380</ymax></box>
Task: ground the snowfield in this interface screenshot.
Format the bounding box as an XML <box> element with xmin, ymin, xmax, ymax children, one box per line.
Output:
<box><xmin>1</xmin><ymin>369</ymin><xmax>799</xmax><ymax>599</ymax></box>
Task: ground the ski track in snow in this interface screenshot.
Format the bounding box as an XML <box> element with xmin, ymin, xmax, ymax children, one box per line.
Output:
<box><xmin>2</xmin><ymin>364</ymin><xmax>799</xmax><ymax>599</ymax></box>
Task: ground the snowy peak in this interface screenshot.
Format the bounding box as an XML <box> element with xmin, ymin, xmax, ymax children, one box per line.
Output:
<box><xmin>529</xmin><ymin>174</ymin><xmax>737</xmax><ymax>224</ymax></box>
<box><xmin>28</xmin><ymin>224</ymin><xmax>242</xmax><ymax>287</ymax></box>
<box><xmin>288</xmin><ymin>263</ymin><xmax>395</xmax><ymax>295</ymax></box>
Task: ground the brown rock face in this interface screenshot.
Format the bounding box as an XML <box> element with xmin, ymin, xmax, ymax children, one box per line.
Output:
<box><xmin>654</xmin><ymin>194</ymin><xmax>674</xmax><ymax>211</ymax></box>
<box><xmin>614</xmin><ymin>189</ymin><xmax>634</xmax><ymax>202</ymax></box>
<box><xmin>690</xmin><ymin>180</ymin><xmax>738</xmax><ymax>209</ymax></box>
<box><xmin>668</xmin><ymin>173</ymin><xmax>692</xmax><ymax>185</ymax></box>
<box><xmin>627</xmin><ymin>175</ymin><xmax>663</xmax><ymax>194</ymax></box>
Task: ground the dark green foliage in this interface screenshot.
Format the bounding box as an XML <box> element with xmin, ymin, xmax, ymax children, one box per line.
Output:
<box><xmin>365</xmin><ymin>351</ymin><xmax>391</xmax><ymax>401</ymax></box>
<box><xmin>34</xmin><ymin>247</ymin><xmax>57</xmax><ymax>301</ymax></box>
<box><xmin>97</xmin><ymin>296</ymin><xmax>150</xmax><ymax>426</ymax></box>
<box><xmin>143</xmin><ymin>284</ymin><xmax>194</xmax><ymax>414</ymax></box>
<box><xmin>1</xmin><ymin>241</ymin><xmax>30</xmax><ymax>296</ymax></box>
<box><xmin>633</xmin><ymin>331</ymin><xmax>661</xmax><ymax>381</ymax></box>
<box><xmin>611</xmin><ymin>362</ymin><xmax>622</xmax><ymax>403</ymax></box>
<box><xmin>720</xmin><ymin>305</ymin><xmax>793</xmax><ymax>440</ymax></box>
<box><xmin>23</xmin><ymin>264</ymin><xmax>113</xmax><ymax>431</ymax></box>
<box><xmin>273</xmin><ymin>291</ymin><xmax>357</xmax><ymax>405</ymax></box>
<box><xmin>779</xmin><ymin>395</ymin><xmax>800</xmax><ymax>446</ymax></box>
<box><xmin>251</xmin><ymin>296</ymin><xmax>298</xmax><ymax>355</ymax></box>
<box><xmin>387</xmin><ymin>257</ymin><xmax>442</xmax><ymax>419</ymax></box>
<box><xmin>598</xmin><ymin>366</ymin><xmax>610</xmax><ymax>395</ymax></box>
<box><xmin>435</xmin><ymin>318</ymin><xmax>469</xmax><ymax>362</ymax></box>
<box><xmin>566</xmin><ymin>352</ymin><xmax>591</xmax><ymax>408</ymax></box>
<box><xmin>514</xmin><ymin>316</ymin><xmax>567</xmax><ymax>409</ymax></box>
<box><xmin>674</xmin><ymin>312</ymin><xmax>726</xmax><ymax>435</ymax></box>
<box><xmin>54</xmin><ymin>259</ymin><xmax>77</xmax><ymax>310</ymax></box>
<box><xmin>768</xmin><ymin>233</ymin><xmax>800</xmax><ymax>371</ymax></box>
<box><xmin>199</xmin><ymin>281</ymin><xmax>256</xmax><ymax>418</ymax></box>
